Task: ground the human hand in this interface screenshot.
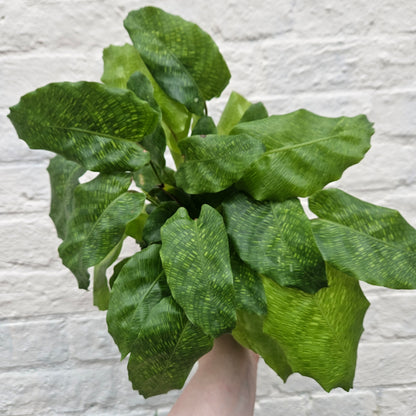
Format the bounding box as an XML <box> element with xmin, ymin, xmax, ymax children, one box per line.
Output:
<box><xmin>168</xmin><ymin>334</ymin><xmax>258</xmax><ymax>416</ymax></box>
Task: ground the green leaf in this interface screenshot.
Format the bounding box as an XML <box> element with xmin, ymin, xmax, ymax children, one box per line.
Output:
<box><xmin>107</xmin><ymin>244</ymin><xmax>212</xmax><ymax>397</ymax></box>
<box><xmin>128</xmin><ymin>297</ymin><xmax>213</xmax><ymax>398</ymax></box>
<box><xmin>93</xmin><ymin>239</ymin><xmax>123</xmax><ymax>311</ymax></box>
<box><xmin>47</xmin><ymin>155</ymin><xmax>86</xmax><ymax>240</ymax></box>
<box><xmin>127</xmin><ymin>71</ymin><xmax>160</xmax><ymax>112</ymax></box>
<box><xmin>107</xmin><ymin>244</ymin><xmax>170</xmax><ymax>358</ymax></box>
<box><xmin>191</xmin><ymin>116</ymin><xmax>217</xmax><ymax>136</ymax></box>
<box><xmin>217</xmin><ymin>91</ymin><xmax>252</xmax><ymax>135</ymax></box>
<box><xmin>230</xmin><ymin>253</ymin><xmax>267</xmax><ymax>316</ymax></box>
<box><xmin>232</xmin><ymin>310</ymin><xmax>293</xmax><ymax>382</ymax></box>
<box><xmin>9</xmin><ymin>81</ymin><xmax>160</xmax><ymax>172</ymax></box>
<box><xmin>101</xmin><ymin>44</ymin><xmax>190</xmax><ymax>136</ymax></box>
<box><xmin>239</xmin><ymin>102</ymin><xmax>269</xmax><ymax>124</ymax></box>
<box><xmin>124</xmin><ymin>7</ymin><xmax>231</xmax><ymax>115</ymax></box>
<box><xmin>160</xmin><ymin>205</ymin><xmax>236</xmax><ymax>337</ymax></box>
<box><xmin>125</xmin><ymin>212</ymin><xmax>148</xmax><ymax>243</ymax></box>
<box><xmin>101</xmin><ymin>44</ymin><xmax>146</xmax><ymax>89</ymax></box>
<box><xmin>309</xmin><ymin>189</ymin><xmax>416</xmax><ymax>289</ymax></box>
<box><xmin>142</xmin><ymin>201</ymin><xmax>180</xmax><ymax>245</ymax></box>
<box><xmin>175</xmin><ymin>134</ymin><xmax>265</xmax><ymax>194</ymax></box>
<box><xmin>231</xmin><ymin>109</ymin><xmax>374</xmax><ymax>201</ymax></box>
<box><xmin>223</xmin><ymin>192</ymin><xmax>327</xmax><ymax>293</ymax></box>
<box><xmin>262</xmin><ymin>265</ymin><xmax>369</xmax><ymax>392</ymax></box>
<box><xmin>58</xmin><ymin>173</ymin><xmax>145</xmax><ymax>289</ymax></box>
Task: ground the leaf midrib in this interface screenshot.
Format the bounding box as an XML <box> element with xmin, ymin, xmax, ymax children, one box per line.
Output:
<box><xmin>264</xmin><ymin>133</ymin><xmax>343</xmax><ymax>155</ymax></box>
<box><xmin>315</xmin><ymin>218</ymin><xmax>414</xmax><ymax>252</ymax></box>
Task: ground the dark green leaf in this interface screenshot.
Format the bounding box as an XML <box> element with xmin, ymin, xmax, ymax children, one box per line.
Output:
<box><xmin>58</xmin><ymin>173</ymin><xmax>145</xmax><ymax>289</ymax></box>
<box><xmin>175</xmin><ymin>134</ymin><xmax>265</xmax><ymax>194</ymax></box>
<box><xmin>107</xmin><ymin>244</ymin><xmax>170</xmax><ymax>358</ymax></box>
<box><xmin>160</xmin><ymin>205</ymin><xmax>236</xmax><ymax>337</ymax></box>
<box><xmin>107</xmin><ymin>244</ymin><xmax>212</xmax><ymax>397</ymax></box>
<box><xmin>9</xmin><ymin>82</ymin><xmax>160</xmax><ymax>172</ymax></box>
<box><xmin>128</xmin><ymin>297</ymin><xmax>213</xmax><ymax>398</ymax></box>
<box><xmin>47</xmin><ymin>155</ymin><xmax>86</xmax><ymax>240</ymax></box>
<box><xmin>191</xmin><ymin>116</ymin><xmax>217</xmax><ymax>135</ymax></box>
<box><xmin>142</xmin><ymin>201</ymin><xmax>180</xmax><ymax>244</ymax></box>
<box><xmin>230</xmin><ymin>253</ymin><xmax>267</xmax><ymax>316</ymax></box>
<box><xmin>127</xmin><ymin>71</ymin><xmax>160</xmax><ymax>112</ymax></box>
<box><xmin>309</xmin><ymin>189</ymin><xmax>416</xmax><ymax>289</ymax></box>
<box><xmin>217</xmin><ymin>91</ymin><xmax>252</xmax><ymax>135</ymax></box>
<box><xmin>223</xmin><ymin>192</ymin><xmax>326</xmax><ymax>293</ymax></box>
<box><xmin>231</xmin><ymin>109</ymin><xmax>374</xmax><ymax>201</ymax></box>
<box><xmin>124</xmin><ymin>7</ymin><xmax>231</xmax><ymax>115</ymax></box>
<box><xmin>141</xmin><ymin>124</ymin><xmax>167</xmax><ymax>170</ymax></box>
<box><xmin>239</xmin><ymin>102</ymin><xmax>269</xmax><ymax>123</ymax></box>
<box><xmin>262</xmin><ymin>265</ymin><xmax>369</xmax><ymax>392</ymax></box>
<box><xmin>109</xmin><ymin>257</ymin><xmax>130</xmax><ymax>289</ymax></box>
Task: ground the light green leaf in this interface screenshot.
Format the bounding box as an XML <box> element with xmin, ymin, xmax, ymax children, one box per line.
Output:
<box><xmin>101</xmin><ymin>44</ymin><xmax>146</xmax><ymax>89</ymax></box>
<box><xmin>263</xmin><ymin>265</ymin><xmax>369</xmax><ymax>391</ymax></box>
<box><xmin>93</xmin><ymin>239</ymin><xmax>123</xmax><ymax>311</ymax></box>
<box><xmin>231</xmin><ymin>109</ymin><xmax>374</xmax><ymax>201</ymax></box>
<box><xmin>217</xmin><ymin>91</ymin><xmax>252</xmax><ymax>135</ymax></box>
<box><xmin>47</xmin><ymin>155</ymin><xmax>86</xmax><ymax>240</ymax></box>
<box><xmin>232</xmin><ymin>310</ymin><xmax>293</xmax><ymax>382</ymax></box>
<box><xmin>223</xmin><ymin>192</ymin><xmax>327</xmax><ymax>293</ymax></box>
<box><xmin>125</xmin><ymin>212</ymin><xmax>148</xmax><ymax>243</ymax></box>
<box><xmin>160</xmin><ymin>205</ymin><xmax>236</xmax><ymax>337</ymax></box>
<box><xmin>58</xmin><ymin>173</ymin><xmax>145</xmax><ymax>289</ymax></box>
<box><xmin>309</xmin><ymin>189</ymin><xmax>416</xmax><ymax>289</ymax></box>
<box><xmin>107</xmin><ymin>245</ymin><xmax>212</xmax><ymax>397</ymax></box>
<box><xmin>175</xmin><ymin>134</ymin><xmax>265</xmax><ymax>194</ymax></box>
<box><xmin>101</xmin><ymin>44</ymin><xmax>190</xmax><ymax>136</ymax></box>
<box><xmin>8</xmin><ymin>81</ymin><xmax>159</xmax><ymax>172</ymax></box>
<box><xmin>230</xmin><ymin>253</ymin><xmax>267</xmax><ymax>316</ymax></box>
<box><xmin>124</xmin><ymin>7</ymin><xmax>231</xmax><ymax>115</ymax></box>
<box><xmin>128</xmin><ymin>296</ymin><xmax>213</xmax><ymax>398</ymax></box>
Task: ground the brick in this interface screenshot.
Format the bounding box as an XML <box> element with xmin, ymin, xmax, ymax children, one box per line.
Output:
<box><xmin>0</xmin><ymin>319</ymin><xmax>68</xmax><ymax>368</ymax></box>
<box><xmin>308</xmin><ymin>390</ymin><xmax>377</xmax><ymax>416</ymax></box>
<box><xmin>0</xmin><ymin>163</ymin><xmax>51</xmax><ymax>214</ymax></box>
<box><xmin>0</xmin><ymin>270</ymin><xmax>94</xmax><ymax>319</ymax></box>
<box><xmin>0</xmin><ymin>365</ymin><xmax>121</xmax><ymax>415</ymax></box>
<box><xmin>1</xmin><ymin>54</ymin><xmax>102</xmax><ymax>110</ymax></box>
<box><xmin>292</xmin><ymin>0</ymin><xmax>416</xmax><ymax>37</ymax></box>
<box><xmin>0</xmin><ymin>214</ymin><xmax>62</xmax><ymax>269</ymax></box>
<box><xmin>67</xmin><ymin>314</ymin><xmax>119</xmax><ymax>361</ymax></box>
<box><xmin>333</xmin><ymin>135</ymin><xmax>416</xmax><ymax>193</ymax></box>
<box><xmin>377</xmin><ymin>387</ymin><xmax>416</xmax><ymax>416</ymax></box>
<box><xmin>362</xmin><ymin>291</ymin><xmax>416</xmax><ymax>341</ymax></box>
<box><xmin>260</xmin><ymin>38</ymin><xmax>416</xmax><ymax>96</ymax></box>
<box><xmin>0</xmin><ymin>111</ymin><xmax>49</xmax><ymax>163</ymax></box>
<box><xmin>256</xmin><ymin>396</ymin><xmax>310</xmax><ymax>416</ymax></box>
<box><xmin>0</xmin><ymin>1</ymin><xmax>128</xmax><ymax>54</ymax></box>
<box><xmin>355</xmin><ymin>341</ymin><xmax>416</xmax><ymax>387</ymax></box>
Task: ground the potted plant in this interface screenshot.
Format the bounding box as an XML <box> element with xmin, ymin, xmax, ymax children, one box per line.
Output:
<box><xmin>8</xmin><ymin>6</ymin><xmax>416</xmax><ymax>399</ymax></box>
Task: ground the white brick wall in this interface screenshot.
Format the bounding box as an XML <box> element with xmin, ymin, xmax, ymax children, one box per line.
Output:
<box><xmin>1</xmin><ymin>0</ymin><xmax>415</xmax><ymax>414</ymax></box>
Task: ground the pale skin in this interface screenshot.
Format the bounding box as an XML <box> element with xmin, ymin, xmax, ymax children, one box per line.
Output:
<box><xmin>168</xmin><ymin>334</ymin><xmax>259</xmax><ymax>416</ymax></box>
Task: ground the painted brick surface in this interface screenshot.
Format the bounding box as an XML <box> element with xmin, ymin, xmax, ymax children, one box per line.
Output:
<box><xmin>1</xmin><ymin>0</ymin><xmax>416</xmax><ymax>414</ymax></box>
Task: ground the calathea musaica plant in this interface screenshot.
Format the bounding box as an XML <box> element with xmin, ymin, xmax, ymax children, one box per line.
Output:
<box><xmin>8</xmin><ymin>6</ymin><xmax>416</xmax><ymax>398</ymax></box>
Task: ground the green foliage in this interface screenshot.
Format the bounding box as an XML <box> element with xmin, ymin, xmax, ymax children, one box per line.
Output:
<box><xmin>8</xmin><ymin>5</ymin><xmax>416</xmax><ymax>399</ymax></box>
